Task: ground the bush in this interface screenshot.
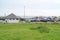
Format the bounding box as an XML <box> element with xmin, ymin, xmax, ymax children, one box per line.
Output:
<box><xmin>30</xmin><ymin>26</ymin><xmax>50</xmax><ymax>33</ymax></box>
<box><xmin>37</xmin><ymin>26</ymin><xmax>50</xmax><ymax>33</ymax></box>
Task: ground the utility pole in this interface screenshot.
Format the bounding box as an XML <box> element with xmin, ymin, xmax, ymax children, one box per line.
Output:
<box><xmin>23</xmin><ymin>6</ymin><xmax>26</xmax><ymax>23</ymax></box>
<box><xmin>24</xmin><ymin>6</ymin><xmax>25</xmax><ymax>20</ymax></box>
<box><xmin>4</xmin><ymin>13</ymin><xmax>6</xmax><ymax>24</ymax></box>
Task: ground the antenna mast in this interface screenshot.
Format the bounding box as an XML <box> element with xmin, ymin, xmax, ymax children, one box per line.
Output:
<box><xmin>24</xmin><ymin>6</ymin><xmax>25</xmax><ymax>19</ymax></box>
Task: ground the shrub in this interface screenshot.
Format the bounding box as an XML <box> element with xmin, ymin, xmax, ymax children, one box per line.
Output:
<box><xmin>37</xmin><ymin>26</ymin><xmax>50</xmax><ymax>33</ymax></box>
<box><xmin>30</xmin><ymin>26</ymin><xmax>50</xmax><ymax>33</ymax></box>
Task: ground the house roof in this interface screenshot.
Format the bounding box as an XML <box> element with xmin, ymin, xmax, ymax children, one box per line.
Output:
<box><xmin>5</xmin><ymin>13</ymin><xmax>19</xmax><ymax>19</ymax></box>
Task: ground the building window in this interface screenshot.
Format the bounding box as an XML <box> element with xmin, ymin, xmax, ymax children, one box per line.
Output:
<box><xmin>16</xmin><ymin>18</ymin><xmax>18</xmax><ymax>20</ymax></box>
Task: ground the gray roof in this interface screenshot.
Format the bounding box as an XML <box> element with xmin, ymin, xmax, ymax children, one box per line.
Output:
<box><xmin>5</xmin><ymin>13</ymin><xmax>19</xmax><ymax>19</ymax></box>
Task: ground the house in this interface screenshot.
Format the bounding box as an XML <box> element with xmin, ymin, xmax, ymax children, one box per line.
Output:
<box><xmin>0</xmin><ymin>13</ymin><xmax>20</xmax><ymax>23</ymax></box>
<box><xmin>5</xmin><ymin>13</ymin><xmax>20</xmax><ymax>23</ymax></box>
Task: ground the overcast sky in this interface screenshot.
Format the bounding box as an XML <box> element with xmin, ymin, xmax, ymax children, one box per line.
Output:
<box><xmin>0</xmin><ymin>0</ymin><xmax>60</xmax><ymax>16</ymax></box>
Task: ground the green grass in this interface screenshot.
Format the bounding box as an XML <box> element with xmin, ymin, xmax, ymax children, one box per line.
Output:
<box><xmin>0</xmin><ymin>22</ymin><xmax>60</xmax><ymax>40</ymax></box>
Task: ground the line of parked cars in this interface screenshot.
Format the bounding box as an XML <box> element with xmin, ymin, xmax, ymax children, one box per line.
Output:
<box><xmin>20</xmin><ymin>16</ymin><xmax>60</xmax><ymax>22</ymax></box>
<box><xmin>29</xmin><ymin>17</ymin><xmax>54</xmax><ymax>22</ymax></box>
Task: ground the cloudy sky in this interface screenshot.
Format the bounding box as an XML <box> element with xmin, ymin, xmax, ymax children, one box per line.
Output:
<box><xmin>0</xmin><ymin>0</ymin><xmax>60</xmax><ymax>16</ymax></box>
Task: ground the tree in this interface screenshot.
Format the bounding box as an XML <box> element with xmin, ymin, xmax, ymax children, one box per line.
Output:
<box><xmin>53</xmin><ymin>17</ymin><xmax>57</xmax><ymax>23</ymax></box>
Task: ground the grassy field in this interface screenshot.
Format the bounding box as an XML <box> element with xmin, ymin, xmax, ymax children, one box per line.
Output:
<box><xmin>0</xmin><ymin>22</ymin><xmax>60</xmax><ymax>40</ymax></box>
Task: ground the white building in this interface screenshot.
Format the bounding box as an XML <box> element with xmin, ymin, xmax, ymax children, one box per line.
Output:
<box><xmin>0</xmin><ymin>13</ymin><xmax>20</xmax><ymax>23</ymax></box>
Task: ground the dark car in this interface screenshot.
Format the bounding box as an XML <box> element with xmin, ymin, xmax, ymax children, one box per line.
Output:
<box><xmin>40</xmin><ymin>19</ymin><xmax>47</xmax><ymax>22</ymax></box>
